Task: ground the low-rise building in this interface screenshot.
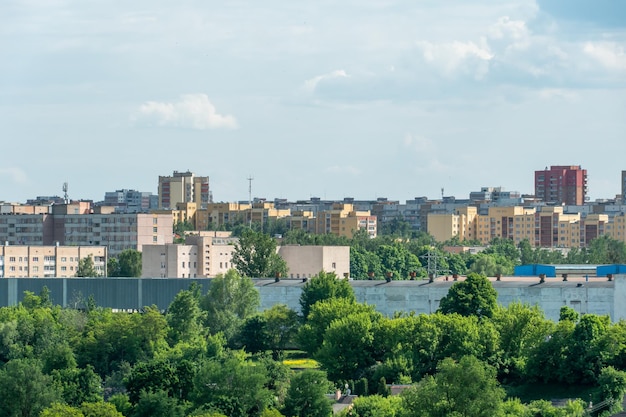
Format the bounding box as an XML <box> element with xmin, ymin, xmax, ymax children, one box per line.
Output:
<box><xmin>0</xmin><ymin>244</ymin><xmax>107</xmax><ymax>278</ymax></box>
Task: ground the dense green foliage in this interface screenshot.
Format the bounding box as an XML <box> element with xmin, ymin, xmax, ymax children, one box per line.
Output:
<box><xmin>232</xmin><ymin>229</ymin><xmax>288</xmax><ymax>278</ymax></box>
<box><xmin>5</xmin><ymin>265</ymin><xmax>626</xmax><ymax>417</ymax></box>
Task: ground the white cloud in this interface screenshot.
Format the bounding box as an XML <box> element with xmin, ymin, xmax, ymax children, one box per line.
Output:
<box><xmin>0</xmin><ymin>168</ymin><xmax>28</xmax><ymax>184</ymax></box>
<box><xmin>303</xmin><ymin>70</ymin><xmax>349</xmax><ymax>93</ymax></box>
<box><xmin>583</xmin><ymin>42</ymin><xmax>626</xmax><ymax>71</ymax></box>
<box><xmin>133</xmin><ymin>94</ymin><xmax>238</xmax><ymax>130</ymax></box>
<box><xmin>416</xmin><ymin>39</ymin><xmax>493</xmax><ymax>79</ymax></box>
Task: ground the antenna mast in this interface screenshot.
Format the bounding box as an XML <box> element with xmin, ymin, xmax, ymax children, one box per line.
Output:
<box><xmin>62</xmin><ymin>182</ymin><xmax>69</xmax><ymax>204</ymax></box>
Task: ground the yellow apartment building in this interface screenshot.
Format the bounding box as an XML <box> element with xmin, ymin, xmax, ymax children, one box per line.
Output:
<box><xmin>428</xmin><ymin>206</ymin><xmax>478</xmax><ymax>242</ymax></box>
<box><xmin>196</xmin><ymin>202</ymin><xmax>252</xmax><ymax>230</ymax></box>
<box><xmin>0</xmin><ymin>245</ymin><xmax>107</xmax><ymax>278</ymax></box>
<box><xmin>313</xmin><ymin>203</ymin><xmax>377</xmax><ymax>238</ymax></box>
<box><xmin>158</xmin><ymin>170</ymin><xmax>210</xmax><ymax>209</ymax></box>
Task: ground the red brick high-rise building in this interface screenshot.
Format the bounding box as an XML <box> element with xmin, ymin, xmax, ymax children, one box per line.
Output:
<box><xmin>534</xmin><ymin>165</ymin><xmax>587</xmax><ymax>205</ymax></box>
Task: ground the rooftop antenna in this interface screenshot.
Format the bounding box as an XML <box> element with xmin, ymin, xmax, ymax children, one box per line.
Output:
<box><xmin>441</xmin><ymin>187</ymin><xmax>444</xmax><ymax>200</ymax></box>
<box><xmin>62</xmin><ymin>182</ymin><xmax>69</xmax><ymax>204</ymax></box>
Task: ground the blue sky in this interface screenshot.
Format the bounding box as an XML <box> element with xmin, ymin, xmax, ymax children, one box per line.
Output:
<box><xmin>1</xmin><ymin>0</ymin><xmax>625</xmax><ymax>203</ymax></box>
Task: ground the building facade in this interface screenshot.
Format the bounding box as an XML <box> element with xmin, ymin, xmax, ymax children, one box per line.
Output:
<box><xmin>277</xmin><ymin>245</ymin><xmax>350</xmax><ymax>279</ymax></box>
<box><xmin>534</xmin><ymin>165</ymin><xmax>588</xmax><ymax>205</ymax></box>
<box><xmin>0</xmin><ymin>202</ymin><xmax>173</xmax><ymax>256</ymax></box>
<box><xmin>158</xmin><ymin>171</ymin><xmax>211</xmax><ymax>209</ymax></box>
<box><xmin>142</xmin><ymin>231</ymin><xmax>237</xmax><ymax>278</ymax></box>
<box><xmin>102</xmin><ymin>189</ymin><xmax>158</xmax><ymax>213</ymax></box>
<box><xmin>0</xmin><ymin>245</ymin><xmax>107</xmax><ymax>278</ymax></box>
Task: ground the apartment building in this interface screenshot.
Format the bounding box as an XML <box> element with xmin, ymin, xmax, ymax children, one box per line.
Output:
<box><xmin>277</xmin><ymin>245</ymin><xmax>350</xmax><ymax>279</ymax></box>
<box><xmin>101</xmin><ymin>189</ymin><xmax>158</xmax><ymax>213</ymax></box>
<box><xmin>0</xmin><ymin>202</ymin><xmax>173</xmax><ymax>256</ymax></box>
<box><xmin>313</xmin><ymin>203</ymin><xmax>377</xmax><ymax>238</ymax></box>
<box><xmin>0</xmin><ymin>244</ymin><xmax>107</xmax><ymax>278</ymax></box>
<box><xmin>535</xmin><ymin>165</ymin><xmax>588</xmax><ymax>205</ymax></box>
<box><xmin>142</xmin><ymin>231</ymin><xmax>236</xmax><ymax>278</ymax></box>
<box><xmin>428</xmin><ymin>206</ymin><xmax>478</xmax><ymax>243</ymax></box>
<box><xmin>158</xmin><ymin>170</ymin><xmax>211</xmax><ymax>209</ymax></box>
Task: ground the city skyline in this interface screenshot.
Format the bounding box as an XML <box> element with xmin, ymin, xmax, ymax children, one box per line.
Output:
<box><xmin>2</xmin><ymin>1</ymin><xmax>625</xmax><ymax>203</ymax></box>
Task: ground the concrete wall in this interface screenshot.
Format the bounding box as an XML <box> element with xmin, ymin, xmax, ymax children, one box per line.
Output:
<box><xmin>0</xmin><ymin>276</ymin><xmax>623</xmax><ymax>322</ymax></box>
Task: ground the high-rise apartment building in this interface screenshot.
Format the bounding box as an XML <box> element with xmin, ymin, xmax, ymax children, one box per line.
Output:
<box><xmin>102</xmin><ymin>189</ymin><xmax>158</xmax><ymax>213</ymax></box>
<box><xmin>158</xmin><ymin>171</ymin><xmax>211</xmax><ymax>209</ymax></box>
<box><xmin>534</xmin><ymin>165</ymin><xmax>588</xmax><ymax>205</ymax></box>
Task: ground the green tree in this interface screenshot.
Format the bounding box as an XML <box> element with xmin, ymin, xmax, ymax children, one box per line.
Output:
<box><xmin>597</xmin><ymin>366</ymin><xmax>626</xmax><ymax>415</ymax></box>
<box><xmin>132</xmin><ymin>389</ymin><xmax>185</xmax><ymax>417</ymax></box>
<box><xmin>344</xmin><ymin>395</ymin><xmax>402</xmax><ymax>417</ymax></box>
<box><xmin>232</xmin><ymin>229</ymin><xmax>288</xmax><ymax>278</ymax></box>
<box><xmin>282</xmin><ymin>370</ymin><xmax>333</xmax><ymax>417</ymax></box>
<box><xmin>315</xmin><ymin>312</ymin><xmax>378</xmax><ymax>382</ymax></box>
<box><xmin>0</xmin><ymin>358</ymin><xmax>62</xmax><ymax>417</ymax></box>
<box><xmin>201</xmin><ymin>269</ymin><xmax>260</xmax><ymax>343</ymax></box>
<box><xmin>239</xmin><ymin>305</ymin><xmax>299</xmax><ymax>358</ymax></box>
<box><xmin>191</xmin><ymin>354</ymin><xmax>272</xmax><ymax>417</ymax></box>
<box><xmin>299</xmin><ymin>271</ymin><xmax>355</xmax><ymax>319</ymax></box>
<box><xmin>107</xmin><ymin>258</ymin><xmax>120</xmax><ymax>277</ymax></box>
<box><xmin>298</xmin><ymin>298</ymin><xmax>379</xmax><ymax>356</ymax></box>
<box><xmin>117</xmin><ymin>249</ymin><xmax>142</xmax><ymax>277</ymax></box>
<box><xmin>54</xmin><ymin>365</ymin><xmax>104</xmax><ymax>406</ymax></box>
<box><xmin>437</xmin><ymin>272</ymin><xmax>498</xmax><ymax>318</ymax></box>
<box><xmin>492</xmin><ymin>302</ymin><xmax>554</xmax><ymax>381</ymax></box>
<box><xmin>400</xmin><ymin>356</ymin><xmax>505</xmax><ymax>417</ymax></box>
<box><xmin>76</xmin><ymin>255</ymin><xmax>100</xmax><ymax>277</ymax></box>
<box><xmin>166</xmin><ymin>287</ymin><xmax>206</xmax><ymax>345</ymax></box>
<box><xmin>40</xmin><ymin>403</ymin><xmax>84</xmax><ymax>417</ymax></box>
<box><xmin>80</xmin><ymin>402</ymin><xmax>124</xmax><ymax>417</ymax></box>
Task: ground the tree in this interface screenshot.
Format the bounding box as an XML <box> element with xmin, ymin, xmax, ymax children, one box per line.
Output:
<box><xmin>315</xmin><ymin>312</ymin><xmax>378</xmax><ymax>382</ymax></box>
<box><xmin>166</xmin><ymin>286</ymin><xmax>206</xmax><ymax>345</ymax></box>
<box><xmin>117</xmin><ymin>249</ymin><xmax>142</xmax><ymax>277</ymax></box>
<box><xmin>437</xmin><ymin>273</ymin><xmax>498</xmax><ymax>318</ymax></box>
<box><xmin>76</xmin><ymin>255</ymin><xmax>100</xmax><ymax>277</ymax></box>
<box><xmin>107</xmin><ymin>258</ymin><xmax>120</xmax><ymax>277</ymax></box>
<box><xmin>299</xmin><ymin>271</ymin><xmax>355</xmax><ymax>319</ymax></box>
<box><xmin>400</xmin><ymin>356</ymin><xmax>505</xmax><ymax>417</ymax></box>
<box><xmin>132</xmin><ymin>389</ymin><xmax>185</xmax><ymax>417</ymax></box>
<box><xmin>282</xmin><ymin>370</ymin><xmax>333</xmax><ymax>417</ymax></box>
<box><xmin>232</xmin><ymin>229</ymin><xmax>288</xmax><ymax>278</ymax></box>
<box><xmin>239</xmin><ymin>305</ymin><xmax>299</xmax><ymax>358</ymax></box>
<box><xmin>0</xmin><ymin>358</ymin><xmax>62</xmax><ymax>417</ymax></box>
<box><xmin>298</xmin><ymin>298</ymin><xmax>379</xmax><ymax>356</ymax></box>
<box><xmin>201</xmin><ymin>269</ymin><xmax>260</xmax><ymax>343</ymax></box>
<box><xmin>191</xmin><ymin>354</ymin><xmax>272</xmax><ymax>417</ymax></box>
<box><xmin>80</xmin><ymin>402</ymin><xmax>124</xmax><ymax>417</ymax></box>
<box><xmin>40</xmin><ymin>403</ymin><xmax>84</xmax><ymax>417</ymax></box>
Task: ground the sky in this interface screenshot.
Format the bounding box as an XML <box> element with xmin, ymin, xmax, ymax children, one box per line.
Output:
<box><xmin>1</xmin><ymin>0</ymin><xmax>625</xmax><ymax>204</ymax></box>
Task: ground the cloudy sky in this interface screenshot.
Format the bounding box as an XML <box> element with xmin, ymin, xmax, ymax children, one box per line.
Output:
<box><xmin>1</xmin><ymin>0</ymin><xmax>625</xmax><ymax>204</ymax></box>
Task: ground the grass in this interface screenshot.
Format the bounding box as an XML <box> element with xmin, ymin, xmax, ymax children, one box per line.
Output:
<box><xmin>282</xmin><ymin>350</ymin><xmax>319</xmax><ymax>370</ymax></box>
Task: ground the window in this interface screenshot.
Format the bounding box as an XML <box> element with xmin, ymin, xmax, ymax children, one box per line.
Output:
<box><xmin>61</xmin><ymin>257</ymin><xmax>67</xmax><ymax>262</ymax></box>
<box><xmin>153</xmin><ymin>236</ymin><xmax>158</xmax><ymax>242</ymax></box>
<box><xmin>32</xmin><ymin>257</ymin><xmax>39</xmax><ymax>262</ymax></box>
<box><xmin>9</xmin><ymin>257</ymin><xmax>15</xmax><ymax>262</ymax></box>
<box><xmin>182</xmin><ymin>262</ymin><xmax>185</xmax><ymax>268</ymax></box>
<box><xmin>153</xmin><ymin>227</ymin><xmax>158</xmax><ymax>233</ymax></box>
<box><xmin>61</xmin><ymin>266</ymin><xmax>67</xmax><ymax>271</ymax></box>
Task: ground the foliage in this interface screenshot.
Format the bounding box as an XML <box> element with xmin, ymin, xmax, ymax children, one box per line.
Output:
<box><xmin>76</xmin><ymin>255</ymin><xmax>100</xmax><ymax>277</ymax></box>
<box><xmin>131</xmin><ymin>389</ymin><xmax>186</xmax><ymax>417</ymax></box>
<box><xmin>299</xmin><ymin>271</ymin><xmax>355</xmax><ymax>319</ymax></box>
<box><xmin>116</xmin><ymin>249</ymin><xmax>143</xmax><ymax>277</ymax></box>
<box><xmin>166</xmin><ymin>285</ymin><xmax>206</xmax><ymax>345</ymax></box>
<box><xmin>0</xmin><ymin>358</ymin><xmax>62</xmax><ymax>417</ymax></box>
<box><xmin>315</xmin><ymin>312</ymin><xmax>378</xmax><ymax>381</ymax></box>
<box><xmin>437</xmin><ymin>272</ymin><xmax>498</xmax><ymax>318</ymax></box>
<box><xmin>400</xmin><ymin>355</ymin><xmax>505</xmax><ymax>417</ymax></box>
<box><xmin>282</xmin><ymin>370</ymin><xmax>333</xmax><ymax>417</ymax></box>
<box><xmin>231</xmin><ymin>229</ymin><xmax>288</xmax><ymax>278</ymax></box>
<box><xmin>239</xmin><ymin>305</ymin><xmax>300</xmax><ymax>357</ymax></box>
<box><xmin>201</xmin><ymin>269</ymin><xmax>260</xmax><ymax>343</ymax></box>
<box><xmin>191</xmin><ymin>353</ymin><xmax>272</xmax><ymax>417</ymax></box>
<box><xmin>341</xmin><ymin>394</ymin><xmax>402</xmax><ymax>417</ymax></box>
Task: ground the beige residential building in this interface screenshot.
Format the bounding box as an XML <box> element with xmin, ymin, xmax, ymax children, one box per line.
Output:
<box><xmin>313</xmin><ymin>203</ymin><xmax>377</xmax><ymax>238</ymax></box>
<box><xmin>428</xmin><ymin>206</ymin><xmax>478</xmax><ymax>242</ymax></box>
<box><xmin>0</xmin><ymin>245</ymin><xmax>107</xmax><ymax>278</ymax></box>
<box><xmin>196</xmin><ymin>202</ymin><xmax>251</xmax><ymax>230</ymax></box>
<box><xmin>277</xmin><ymin>245</ymin><xmax>350</xmax><ymax>279</ymax></box>
<box><xmin>158</xmin><ymin>171</ymin><xmax>210</xmax><ymax>209</ymax></box>
<box><xmin>142</xmin><ymin>231</ymin><xmax>236</xmax><ymax>278</ymax></box>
